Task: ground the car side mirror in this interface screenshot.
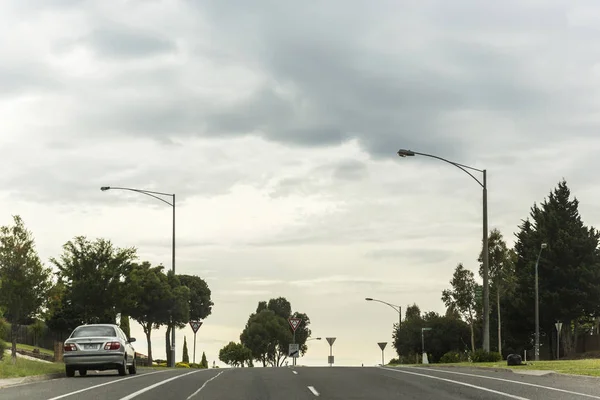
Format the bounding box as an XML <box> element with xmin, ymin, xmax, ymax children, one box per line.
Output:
<box><xmin>129</xmin><ymin>338</ymin><xmax>136</xmax><ymax>343</ymax></box>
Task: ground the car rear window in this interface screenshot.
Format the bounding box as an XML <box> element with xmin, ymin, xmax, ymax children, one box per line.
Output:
<box><xmin>71</xmin><ymin>326</ymin><xmax>116</xmax><ymax>338</ymax></box>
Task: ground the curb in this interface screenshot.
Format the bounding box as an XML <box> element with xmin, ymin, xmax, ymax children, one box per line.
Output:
<box><xmin>0</xmin><ymin>373</ymin><xmax>64</xmax><ymax>389</ymax></box>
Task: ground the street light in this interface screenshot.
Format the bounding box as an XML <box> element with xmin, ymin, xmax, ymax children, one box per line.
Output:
<box><xmin>307</xmin><ymin>337</ymin><xmax>322</xmax><ymax>341</ymax></box>
<box><xmin>421</xmin><ymin>327</ymin><xmax>432</xmax><ymax>364</ymax></box>
<box><xmin>535</xmin><ymin>242</ymin><xmax>548</xmax><ymax>361</ymax></box>
<box><xmin>397</xmin><ymin>149</ymin><xmax>490</xmax><ymax>352</ymax></box>
<box><xmin>101</xmin><ymin>186</ymin><xmax>177</xmax><ymax>367</ymax></box>
<box><xmin>365</xmin><ymin>298</ymin><xmax>401</xmax><ymax>328</ymax></box>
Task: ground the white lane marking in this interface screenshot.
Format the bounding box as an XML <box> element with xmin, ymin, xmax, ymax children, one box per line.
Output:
<box><xmin>186</xmin><ymin>371</ymin><xmax>224</xmax><ymax>399</ymax></box>
<box><xmin>292</xmin><ymin>370</ymin><xmax>298</xmax><ymax>375</ymax></box>
<box><xmin>380</xmin><ymin>367</ymin><xmax>528</xmax><ymax>400</ymax></box>
<box><xmin>404</xmin><ymin>367</ymin><xmax>600</xmax><ymax>400</ymax></box>
<box><xmin>307</xmin><ymin>386</ymin><xmax>320</xmax><ymax>396</ymax></box>
<box><xmin>47</xmin><ymin>370</ymin><xmax>169</xmax><ymax>400</ymax></box>
<box><xmin>118</xmin><ymin>370</ymin><xmax>202</xmax><ymax>400</ymax></box>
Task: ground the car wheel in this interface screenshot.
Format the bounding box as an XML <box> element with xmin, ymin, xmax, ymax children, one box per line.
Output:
<box><xmin>65</xmin><ymin>366</ymin><xmax>75</xmax><ymax>377</ymax></box>
<box><xmin>128</xmin><ymin>357</ymin><xmax>137</xmax><ymax>375</ymax></box>
<box><xmin>118</xmin><ymin>357</ymin><xmax>127</xmax><ymax>376</ymax></box>
<box><xmin>79</xmin><ymin>369</ymin><xmax>87</xmax><ymax>377</ymax></box>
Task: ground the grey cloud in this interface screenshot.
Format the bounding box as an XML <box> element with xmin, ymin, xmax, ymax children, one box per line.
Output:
<box><xmin>83</xmin><ymin>26</ymin><xmax>176</xmax><ymax>59</ymax></box>
<box><xmin>0</xmin><ymin>64</ymin><xmax>62</xmax><ymax>98</ymax></box>
<box><xmin>365</xmin><ymin>248</ymin><xmax>456</xmax><ymax>265</ymax></box>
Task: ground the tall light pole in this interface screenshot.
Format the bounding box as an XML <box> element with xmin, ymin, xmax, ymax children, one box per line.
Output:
<box><xmin>397</xmin><ymin>149</ymin><xmax>490</xmax><ymax>352</ymax></box>
<box><xmin>421</xmin><ymin>327</ymin><xmax>432</xmax><ymax>364</ymax></box>
<box><xmin>534</xmin><ymin>242</ymin><xmax>548</xmax><ymax>361</ymax></box>
<box><xmin>365</xmin><ymin>298</ymin><xmax>401</xmax><ymax>328</ymax></box>
<box><xmin>101</xmin><ymin>186</ymin><xmax>177</xmax><ymax>367</ymax></box>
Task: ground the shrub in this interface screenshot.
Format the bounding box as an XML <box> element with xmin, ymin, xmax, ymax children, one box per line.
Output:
<box><xmin>387</xmin><ymin>358</ymin><xmax>400</xmax><ymax>365</ymax></box>
<box><xmin>470</xmin><ymin>350</ymin><xmax>502</xmax><ymax>363</ymax></box>
<box><xmin>176</xmin><ymin>362</ymin><xmax>190</xmax><ymax>368</ymax></box>
<box><xmin>0</xmin><ymin>340</ymin><xmax>6</xmax><ymax>359</ymax></box>
<box><xmin>439</xmin><ymin>351</ymin><xmax>462</xmax><ymax>364</ymax></box>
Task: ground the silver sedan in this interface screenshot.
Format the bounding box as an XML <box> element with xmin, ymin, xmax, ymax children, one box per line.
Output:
<box><xmin>63</xmin><ymin>324</ymin><xmax>137</xmax><ymax>377</ymax></box>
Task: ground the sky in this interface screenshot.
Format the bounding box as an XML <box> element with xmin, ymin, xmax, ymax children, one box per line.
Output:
<box><xmin>2</xmin><ymin>0</ymin><xmax>600</xmax><ymax>367</ymax></box>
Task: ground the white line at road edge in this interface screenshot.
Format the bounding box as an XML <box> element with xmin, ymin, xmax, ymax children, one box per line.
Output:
<box><xmin>403</xmin><ymin>367</ymin><xmax>600</xmax><ymax>400</ymax></box>
<box><xmin>292</xmin><ymin>370</ymin><xmax>298</xmax><ymax>375</ymax></box>
<box><xmin>118</xmin><ymin>370</ymin><xmax>204</xmax><ymax>400</ymax></box>
<box><xmin>47</xmin><ymin>370</ymin><xmax>170</xmax><ymax>400</ymax></box>
<box><xmin>307</xmin><ymin>386</ymin><xmax>319</xmax><ymax>396</ymax></box>
<box><xmin>380</xmin><ymin>367</ymin><xmax>528</xmax><ymax>400</ymax></box>
<box><xmin>186</xmin><ymin>371</ymin><xmax>224</xmax><ymax>399</ymax></box>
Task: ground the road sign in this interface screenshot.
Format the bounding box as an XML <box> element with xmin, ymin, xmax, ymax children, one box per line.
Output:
<box><xmin>288</xmin><ymin>318</ymin><xmax>302</xmax><ymax>332</ymax></box>
<box><xmin>328</xmin><ymin>355</ymin><xmax>334</xmax><ymax>365</ymax></box>
<box><xmin>555</xmin><ymin>322</ymin><xmax>562</xmax><ymax>332</ymax></box>
<box><xmin>378</xmin><ymin>342</ymin><xmax>387</xmax><ymax>351</ymax></box>
<box><xmin>189</xmin><ymin>320</ymin><xmax>203</xmax><ymax>334</ymax></box>
<box><xmin>289</xmin><ymin>343</ymin><xmax>300</xmax><ymax>358</ymax></box>
<box><xmin>326</xmin><ymin>337</ymin><xmax>336</xmax><ymax>346</ymax></box>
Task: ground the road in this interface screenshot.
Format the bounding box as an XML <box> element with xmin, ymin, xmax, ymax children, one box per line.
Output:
<box><xmin>3</xmin><ymin>365</ymin><xmax>600</xmax><ymax>399</ymax></box>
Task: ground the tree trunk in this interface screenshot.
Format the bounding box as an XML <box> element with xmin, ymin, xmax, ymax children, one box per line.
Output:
<box><xmin>497</xmin><ymin>289</ymin><xmax>502</xmax><ymax>355</ymax></box>
<box><xmin>165</xmin><ymin>325</ymin><xmax>172</xmax><ymax>366</ymax></box>
<box><xmin>562</xmin><ymin>320</ymin><xmax>574</xmax><ymax>357</ymax></box>
<box><xmin>144</xmin><ymin>327</ymin><xmax>153</xmax><ymax>366</ymax></box>
<box><xmin>470</xmin><ymin>322</ymin><xmax>475</xmax><ymax>352</ymax></box>
<box><xmin>574</xmin><ymin>320</ymin><xmax>579</xmax><ymax>354</ymax></box>
<box><xmin>11</xmin><ymin>323</ymin><xmax>18</xmax><ymax>364</ymax></box>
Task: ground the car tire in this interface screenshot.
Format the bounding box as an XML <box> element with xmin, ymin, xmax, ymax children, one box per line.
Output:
<box><xmin>66</xmin><ymin>366</ymin><xmax>75</xmax><ymax>377</ymax></box>
<box><xmin>128</xmin><ymin>358</ymin><xmax>137</xmax><ymax>375</ymax></box>
<box><xmin>118</xmin><ymin>358</ymin><xmax>127</xmax><ymax>376</ymax></box>
<box><xmin>79</xmin><ymin>369</ymin><xmax>87</xmax><ymax>377</ymax></box>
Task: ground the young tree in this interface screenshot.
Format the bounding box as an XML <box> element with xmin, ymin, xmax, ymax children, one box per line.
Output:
<box><xmin>123</xmin><ymin>262</ymin><xmax>171</xmax><ymax>365</ymax></box>
<box><xmin>182</xmin><ymin>336</ymin><xmax>190</xmax><ymax>363</ymax></box>
<box><xmin>201</xmin><ymin>351</ymin><xmax>208</xmax><ymax>368</ymax></box>
<box><xmin>478</xmin><ymin>229</ymin><xmax>515</xmax><ymax>355</ymax></box>
<box><xmin>218</xmin><ymin>342</ymin><xmax>252</xmax><ymax>367</ymax></box>
<box><xmin>178</xmin><ymin>275</ymin><xmax>213</xmax><ymax>322</ymax></box>
<box><xmin>442</xmin><ymin>263</ymin><xmax>479</xmax><ymax>352</ymax></box>
<box><xmin>0</xmin><ymin>216</ymin><xmax>52</xmax><ymax>362</ymax></box>
<box><xmin>163</xmin><ymin>272</ymin><xmax>190</xmax><ymax>367</ymax></box>
<box><xmin>119</xmin><ymin>314</ymin><xmax>131</xmax><ymax>339</ymax></box>
<box><xmin>51</xmin><ymin>236</ymin><xmax>137</xmax><ymax>325</ymax></box>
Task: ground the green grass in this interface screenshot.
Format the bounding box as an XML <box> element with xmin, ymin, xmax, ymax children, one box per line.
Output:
<box><xmin>389</xmin><ymin>359</ymin><xmax>600</xmax><ymax>377</ymax></box>
<box><xmin>0</xmin><ymin>355</ymin><xmax>64</xmax><ymax>379</ymax></box>
<box><xmin>14</xmin><ymin>343</ymin><xmax>54</xmax><ymax>357</ymax></box>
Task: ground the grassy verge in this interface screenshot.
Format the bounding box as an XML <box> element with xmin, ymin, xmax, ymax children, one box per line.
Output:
<box><xmin>389</xmin><ymin>359</ymin><xmax>600</xmax><ymax>377</ymax></box>
<box><xmin>14</xmin><ymin>343</ymin><xmax>54</xmax><ymax>357</ymax></box>
<box><xmin>0</xmin><ymin>356</ymin><xmax>64</xmax><ymax>379</ymax></box>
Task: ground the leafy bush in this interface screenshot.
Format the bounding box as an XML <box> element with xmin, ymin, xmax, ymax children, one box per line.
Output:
<box><xmin>439</xmin><ymin>351</ymin><xmax>463</xmax><ymax>363</ymax></box>
<box><xmin>470</xmin><ymin>350</ymin><xmax>502</xmax><ymax>363</ymax></box>
<box><xmin>387</xmin><ymin>358</ymin><xmax>400</xmax><ymax>365</ymax></box>
<box><xmin>0</xmin><ymin>340</ymin><xmax>6</xmax><ymax>359</ymax></box>
<box><xmin>0</xmin><ymin>319</ymin><xmax>10</xmax><ymax>342</ymax></box>
<box><xmin>176</xmin><ymin>362</ymin><xmax>190</xmax><ymax>368</ymax></box>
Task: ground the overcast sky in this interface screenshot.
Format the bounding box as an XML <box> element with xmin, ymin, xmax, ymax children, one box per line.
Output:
<box><xmin>2</xmin><ymin>0</ymin><xmax>600</xmax><ymax>367</ymax></box>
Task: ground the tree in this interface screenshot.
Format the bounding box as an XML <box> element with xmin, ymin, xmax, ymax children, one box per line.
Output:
<box><xmin>478</xmin><ymin>229</ymin><xmax>515</xmax><ymax>355</ymax></box>
<box><xmin>178</xmin><ymin>275</ymin><xmax>213</xmax><ymax>322</ymax></box>
<box><xmin>182</xmin><ymin>336</ymin><xmax>190</xmax><ymax>363</ymax></box>
<box><xmin>28</xmin><ymin>319</ymin><xmax>47</xmax><ymax>348</ymax></box>
<box><xmin>442</xmin><ymin>263</ymin><xmax>479</xmax><ymax>352</ymax></box>
<box><xmin>119</xmin><ymin>314</ymin><xmax>131</xmax><ymax>339</ymax></box>
<box><xmin>163</xmin><ymin>272</ymin><xmax>190</xmax><ymax>367</ymax></box>
<box><xmin>0</xmin><ymin>216</ymin><xmax>52</xmax><ymax>362</ymax></box>
<box><xmin>239</xmin><ymin>297</ymin><xmax>312</xmax><ymax>367</ymax></box>
<box><xmin>509</xmin><ymin>180</ymin><xmax>600</xmax><ymax>357</ymax></box>
<box><xmin>51</xmin><ymin>236</ymin><xmax>137</xmax><ymax>325</ymax></box>
<box><xmin>219</xmin><ymin>341</ymin><xmax>252</xmax><ymax>367</ymax></box>
<box><xmin>123</xmin><ymin>262</ymin><xmax>171</xmax><ymax>365</ymax></box>
<box><xmin>201</xmin><ymin>351</ymin><xmax>208</xmax><ymax>368</ymax></box>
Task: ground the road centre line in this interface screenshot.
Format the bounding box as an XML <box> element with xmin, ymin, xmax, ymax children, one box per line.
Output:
<box><xmin>186</xmin><ymin>371</ymin><xmax>224</xmax><ymax>399</ymax></box>
<box><xmin>307</xmin><ymin>386</ymin><xmax>320</xmax><ymax>396</ymax></box>
<box><xmin>380</xmin><ymin>367</ymin><xmax>528</xmax><ymax>400</ymax></box>
<box><xmin>47</xmin><ymin>370</ymin><xmax>169</xmax><ymax>400</ymax></box>
<box><xmin>404</xmin><ymin>367</ymin><xmax>600</xmax><ymax>400</ymax></box>
<box><xmin>118</xmin><ymin>370</ymin><xmax>203</xmax><ymax>400</ymax></box>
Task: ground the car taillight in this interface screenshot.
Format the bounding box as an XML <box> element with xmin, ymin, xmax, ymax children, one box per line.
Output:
<box><xmin>64</xmin><ymin>343</ymin><xmax>77</xmax><ymax>352</ymax></box>
<box><xmin>104</xmin><ymin>342</ymin><xmax>121</xmax><ymax>350</ymax></box>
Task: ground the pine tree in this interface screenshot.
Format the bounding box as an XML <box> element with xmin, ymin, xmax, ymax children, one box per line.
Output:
<box><xmin>201</xmin><ymin>351</ymin><xmax>208</xmax><ymax>368</ymax></box>
<box><xmin>182</xmin><ymin>336</ymin><xmax>190</xmax><ymax>363</ymax></box>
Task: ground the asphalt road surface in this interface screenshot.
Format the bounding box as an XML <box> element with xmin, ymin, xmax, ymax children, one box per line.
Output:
<box><xmin>3</xmin><ymin>365</ymin><xmax>600</xmax><ymax>399</ymax></box>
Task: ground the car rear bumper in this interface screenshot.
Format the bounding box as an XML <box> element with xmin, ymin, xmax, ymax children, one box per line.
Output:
<box><xmin>64</xmin><ymin>352</ymin><xmax>125</xmax><ymax>367</ymax></box>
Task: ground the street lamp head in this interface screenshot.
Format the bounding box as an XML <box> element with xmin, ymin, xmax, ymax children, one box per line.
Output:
<box><xmin>365</xmin><ymin>298</ymin><xmax>373</xmax><ymax>301</ymax></box>
<box><xmin>397</xmin><ymin>149</ymin><xmax>415</xmax><ymax>157</ymax></box>
<box><xmin>100</xmin><ymin>186</ymin><xmax>111</xmax><ymax>191</ymax></box>
<box><xmin>541</xmin><ymin>243</ymin><xmax>548</xmax><ymax>249</ymax></box>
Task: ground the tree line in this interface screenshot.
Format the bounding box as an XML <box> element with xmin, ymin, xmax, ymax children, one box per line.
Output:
<box><xmin>218</xmin><ymin>297</ymin><xmax>311</xmax><ymax>367</ymax></box>
<box><xmin>0</xmin><ymin>217</ymin><xmax>213</xmax><ymax>365</ymax></box>
<box><xmin>392</xmin><ymin>179</ymin><xmax>600</xmax><ymax>363</ymax></box>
